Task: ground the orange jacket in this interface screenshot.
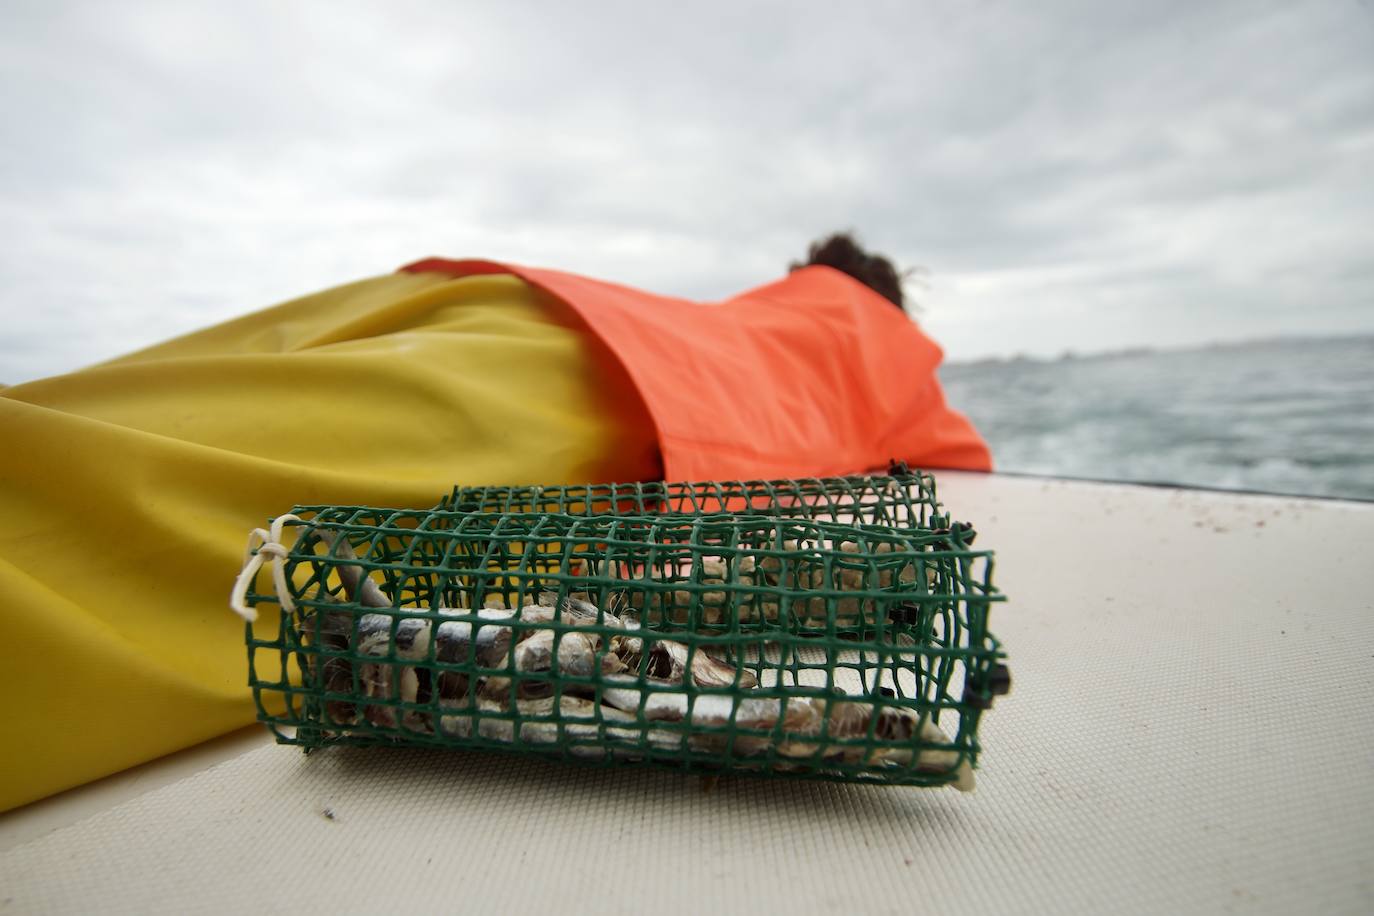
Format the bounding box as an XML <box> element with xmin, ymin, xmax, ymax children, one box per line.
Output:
<box><xmin>402</xmin><ymin>258</ymin><xmax>992</xmax><ymax>479</ymax></box>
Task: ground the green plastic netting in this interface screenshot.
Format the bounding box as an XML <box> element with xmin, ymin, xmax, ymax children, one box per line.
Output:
<box><xmin>439</xmin><ymin>470</ymin><xmax>948</xmax><ymax>528</ymax></box>
<box><xmin>241</xmin><ymin>472</ymin><xmax>1006</xmax><ymax>789</ymax></box>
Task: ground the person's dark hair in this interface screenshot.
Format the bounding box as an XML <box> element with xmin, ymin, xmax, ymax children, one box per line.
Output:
<box><xmin>790</xmin><ymin>231</ymin><xmax>907</xmax><ymax>311</ymax></box>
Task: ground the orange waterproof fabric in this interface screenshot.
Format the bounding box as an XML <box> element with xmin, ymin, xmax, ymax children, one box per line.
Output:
<box><xmin>401</xmin><ymin>259</ymin><xmax>992</xmax><ymax>479</ymax></box>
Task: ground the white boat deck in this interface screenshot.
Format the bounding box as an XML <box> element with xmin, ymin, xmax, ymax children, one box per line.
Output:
<box><xmin>3</xmin><ymin>472</ymin><xmax>1371</xmax><ymax>914</ymax></box>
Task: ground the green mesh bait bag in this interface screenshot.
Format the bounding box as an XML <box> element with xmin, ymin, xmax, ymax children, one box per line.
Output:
<box><xmin>236</xmin><ymin>472</ymin><xmax>1007</xmax><ymax>789</ymax></box>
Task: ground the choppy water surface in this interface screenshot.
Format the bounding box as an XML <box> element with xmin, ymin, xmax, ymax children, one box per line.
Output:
<box><xmin>939</xmin><ymin>335</ymin><xmax>1374</xmax><ymax>501</ymax></box>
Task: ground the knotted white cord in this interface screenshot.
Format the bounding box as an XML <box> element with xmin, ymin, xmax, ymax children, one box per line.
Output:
<box><xmin>229</xmin><ymin>513</ymin><xmax>304</xmax><ymax>622</ymax></box>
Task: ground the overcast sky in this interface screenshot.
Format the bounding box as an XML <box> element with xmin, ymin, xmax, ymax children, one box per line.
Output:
<box><xmin>1</xmin><ymin>0</ymin><xmax>1371</xmax><ymax>383</ymax></box>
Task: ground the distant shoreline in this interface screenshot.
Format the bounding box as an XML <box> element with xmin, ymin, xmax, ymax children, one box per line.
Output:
<box><xmin>943</xmin><ymin>330</ymin><xmax>1374</xmax><ymax>368</ymax></box>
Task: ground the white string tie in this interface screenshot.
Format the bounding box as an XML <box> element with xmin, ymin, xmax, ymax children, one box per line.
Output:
<box><xmin>229</xmin><ymin>513</ymin><xmax>304</xmax><ymax>622</ymax></box>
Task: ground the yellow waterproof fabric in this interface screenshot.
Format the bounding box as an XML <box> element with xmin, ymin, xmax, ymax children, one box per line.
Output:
<box><xmin>0</xmin><ymin>273</ymin><xmax>659</xmax><ymax>812</ymax></box>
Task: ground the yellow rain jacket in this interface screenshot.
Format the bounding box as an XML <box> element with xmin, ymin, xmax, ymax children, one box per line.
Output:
<box><xmin>0</xmin><ymin>271</ymin><xmax>660</xmax><ymax>811</ymax></box>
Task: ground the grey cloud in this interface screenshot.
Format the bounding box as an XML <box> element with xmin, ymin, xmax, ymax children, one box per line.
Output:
<box><xmin>1</xmin><ymin>0</ymin><xmax>1372</xmax><ymax>381</ymax></box>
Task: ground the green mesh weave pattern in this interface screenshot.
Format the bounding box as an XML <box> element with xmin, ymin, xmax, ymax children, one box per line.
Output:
<box><xmin>244</xmin><ymin>476</ymin><xmax>1004</xmax><ymax>788</ymax></box>
<box><xmin>440</xmin><ymin>471</ymin><xmax>947</xmax><ymax>529</ymax></box>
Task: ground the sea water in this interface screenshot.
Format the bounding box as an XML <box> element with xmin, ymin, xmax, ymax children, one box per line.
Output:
<box><xmin>939</xmin><ymin>335</ymin><xmax>1374</xmax><ymax>501</ymax></box>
